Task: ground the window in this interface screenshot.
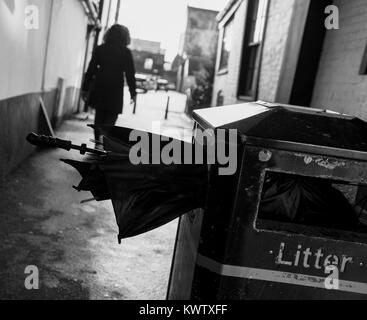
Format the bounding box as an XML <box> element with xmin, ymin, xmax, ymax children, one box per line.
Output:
<box><xmin>144</xmin><ymin>58</ymin><xmax>153</xmax><ymax>70</ymax></box>
<box><xmin>238</xmin><ymin>0</ymin><xmax>268</xmax><ymax>99</ymax></box>
<box><xmin>218</xmin><ymin>16</ymin><xmax>234</xmax><ymax>72</ymax></box>
<box><xmin>359</xmin><ymin>42</ymin><xmax>367</xmax><ymax>75</ymax></box>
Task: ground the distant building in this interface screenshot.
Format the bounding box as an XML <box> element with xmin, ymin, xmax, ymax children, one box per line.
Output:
<box><xmin>212</xmin><ymin>0</ymin><xmax>367</xmax><ymax>122</ymax></box>
<box><xmin>130</xmin><ymin>38</ymin><xmax>166</xmax><ymax>77</ymax></box>
<box><xmin>131</xmin><ymin>39</ymin><xmax>163</xmax><ymax>55</ymax></box>
<box><xmin>176</xmin><ymin>6</ymin><xmax>219</xmax><ymax>107</ymax></box>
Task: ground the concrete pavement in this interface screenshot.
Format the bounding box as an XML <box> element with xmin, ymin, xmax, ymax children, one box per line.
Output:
<box><xmin>119</xmin><ymin>89</ymin><xmax>193</xmax><ymax>141</ymax></box>
<box><xmin>0</xmin><ymin>90</ymin><xmax>193</xmax><ymax>300</ymax></box>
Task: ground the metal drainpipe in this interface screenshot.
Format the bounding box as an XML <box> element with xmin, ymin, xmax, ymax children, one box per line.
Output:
<box><xmin>106</xmin><ymin>0</ymin><xmax>112</xmax><ymax>29</ymax></box>
<box><xmin>254</xmin><ymin>0</ymin><xmax>271</xmax><ymax>100</ymax></box>
<box><xmin>78</xmin><ymin>24</ymin><xmax>94</xmax><ymax>113</ymax></box>
<box><xmin>115</xmin><ymin>0</ymin><xmax>121</xmax><ymax>24</ymax></box>
<box><xmin>41</xmin><ymin>0</ymin><xmax>55</xmax><ymax>93</ymax></box>
<box><xmin>83</xmin><ymin>0</ymin><xmax>100</xmax><ymax>27</ymax></box>
<box><xmin>93</xmin><ymin>0</ymin><xmax>104</xmax><ymax>49</ymax></box>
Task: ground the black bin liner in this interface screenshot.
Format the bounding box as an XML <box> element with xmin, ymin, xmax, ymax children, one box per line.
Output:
<box><xmin>259</xmin><ymin>172</ymin><xmax>360</xmax><ymax>232</ymax></box>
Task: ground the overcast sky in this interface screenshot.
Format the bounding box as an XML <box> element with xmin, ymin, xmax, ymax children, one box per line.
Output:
<box><xmin>119</xmin><ymin>0</ymin><xmax>229</xmax><ymax>62</ymax></box>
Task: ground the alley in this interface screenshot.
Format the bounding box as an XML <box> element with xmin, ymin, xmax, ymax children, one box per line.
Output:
<box><xmin>0</xmin><ymin>91</ymin><xmax>192</xmax><ymax>300</ymax></box>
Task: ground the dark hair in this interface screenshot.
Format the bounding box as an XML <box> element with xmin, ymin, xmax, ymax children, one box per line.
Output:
<box><xmin>104</xmin><ymin>24</ymin><xmax>131</xmax><ymax>47</ymax></box>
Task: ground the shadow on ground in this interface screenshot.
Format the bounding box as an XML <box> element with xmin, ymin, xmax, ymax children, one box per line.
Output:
<box><xmin>0</xmin><ymin>118</ymin><xmax>178</xmax><ymax>300</ymax></box>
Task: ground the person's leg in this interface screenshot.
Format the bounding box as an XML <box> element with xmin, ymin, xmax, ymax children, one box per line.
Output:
<box><xmin>106</xmin><ymin>113</ymin><xmax>118</xmax><ymax>127</ymax></box>
<box><xmin>101</xmin><ymin>112</ymin><xmax>118</xmax><ymax>128</ymax></box>
<box><xmin>94</xmin><ymin>109</ymin><xmax>106</xmax><ymax>142</ymax></box>
<box><xmin>94</xmin><ymin>110</ymin><xmax>118</xmax><ymax>142</ymax></box>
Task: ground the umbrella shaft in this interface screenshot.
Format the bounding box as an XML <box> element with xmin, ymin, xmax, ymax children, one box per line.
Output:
<box><xmin>70</xmin><ymin>143</ymin><xmax>106</xmax><ymax>155</ymax></box>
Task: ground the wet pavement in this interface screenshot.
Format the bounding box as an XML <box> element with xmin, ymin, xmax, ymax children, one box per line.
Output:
<box><xmin>0</xmin><ymin>90</ymin><xmax>193</xmax><ymax>300</ymax></box>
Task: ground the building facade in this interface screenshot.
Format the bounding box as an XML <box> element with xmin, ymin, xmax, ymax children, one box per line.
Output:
<box><xmin>0</xmin><ymin>0</ymin><xmax>120</xmax><ymax>178</ymax></box>
<box><xmin>176</xmin><ymin>6</ymin><xmax>219</xmax><ymax>106</ymax></box>
<box><xmin>130</xmin><ymin>38</ymin><xmax>166</xmax><ymax>77</ymax></box>
<box><xmin>212</xmin><ymin>0</ymin><xmax>367</xmax><ymax>121</ymax></box>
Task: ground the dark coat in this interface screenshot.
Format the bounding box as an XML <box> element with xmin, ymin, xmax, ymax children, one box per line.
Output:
<box><xmin>82</xmin><ymin>44</ymin><xmax>136</xmax><ymax>114</ymax></box>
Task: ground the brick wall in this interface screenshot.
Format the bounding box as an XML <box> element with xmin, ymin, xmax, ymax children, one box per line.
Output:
<box><xmin>212</xmin><ymin>0</ymin><xmax>295</xmax><ymax>106</ymax></box>
<box><xmin>258</xmin><ymin>0</ymin><xmax>295</xmax><ymax>102</ymax></box>
<box><xmin>311</xmin><ymin>0</ymin><xmax>367</xmax><ymax>120</ymax></box>
<box><xmin>212</xmin><ymin>0</ymin><xmax>247</xmax><ymax>106</ymax></box>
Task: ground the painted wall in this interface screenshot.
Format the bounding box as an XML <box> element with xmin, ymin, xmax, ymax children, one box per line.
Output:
<box><xmin>0</xmin><ymin>0</ymin><xmax>88</xmax><ymax>101</ymax></box>
<box><xmin>0</xmin><ymin>0</ymin><xmax>89</xmax><ymax>178</ymax></box>
<box><xmin>0</xmin><ymin>0</ymin><xmax>50</xmax><ymax>100</ymax></box>
<box><xmin>311</xmin><ymin>0</ymin><xmax>367</xmax><ymax>120</ymax></box>
<box><xmin>44</xmin><ymin>0</ymin><xmax>88</xmax><ymax>92</ymax></box>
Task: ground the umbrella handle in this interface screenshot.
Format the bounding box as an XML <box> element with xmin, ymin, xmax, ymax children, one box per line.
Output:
<box><xmin>27</xmin><ymin>133</ymin><xmax>72</xmax><ymax>151</ymax></box>
<box><xmin>26</xmin><ymin>133</ymin><xmax>107</xmax><ymax>155</ymax></box>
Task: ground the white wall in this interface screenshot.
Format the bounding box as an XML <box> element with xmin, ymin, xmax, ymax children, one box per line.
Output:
<box><xmin>0</xmin><ymin>0</ymin><xmax>49</xmax><ymax>100</ymax></box>
<box><xmin>0</xmin><ymin>0</ymin><xmax>88</xmax><ymax>101</ymax></box>
<box><xmin>44</xmin><ymin>0</ymin><xmax>88</xmax><ymax>91</ymax></box>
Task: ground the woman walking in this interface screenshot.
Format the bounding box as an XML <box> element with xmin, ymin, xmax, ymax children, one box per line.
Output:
<box><xmin>82</xmin><ymin>24</ymin><xmax>136</xmax><ymax>145</ymax></box>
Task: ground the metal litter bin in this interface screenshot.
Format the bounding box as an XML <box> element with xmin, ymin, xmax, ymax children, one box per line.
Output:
<box><xmin>167</xmin><ymin>101</ymin><xmax>367</xmax><ymax>300</ymax></box>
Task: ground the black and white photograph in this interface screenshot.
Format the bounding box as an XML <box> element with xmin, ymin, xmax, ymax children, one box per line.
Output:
<box><xmin>0</xmin><ymin>0</ymin><xmax>367</xmax><ymax>310</ymax></box>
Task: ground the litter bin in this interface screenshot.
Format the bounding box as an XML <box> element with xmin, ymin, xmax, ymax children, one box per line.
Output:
<box><xmin>167</xmin><ymin>101</ymin><xmax>367</xmax><ymax>300</ymax></box>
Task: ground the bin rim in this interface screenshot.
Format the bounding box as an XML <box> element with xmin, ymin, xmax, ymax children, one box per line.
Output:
<box><xmin>193</xmin><ymin>101</ymin><xmax>367</xmax><ymax>161</ymax></box>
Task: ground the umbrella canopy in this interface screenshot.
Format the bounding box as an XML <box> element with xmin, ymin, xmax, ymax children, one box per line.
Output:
<box><xmin>27</xmin><ymin>120</ymin><xmax>363</xmax><ymax>242</ymax></box>
<box><xmin>60</xmin><ymin>126</ymin><xmax>208</xmax><ymax>242</ymax></box>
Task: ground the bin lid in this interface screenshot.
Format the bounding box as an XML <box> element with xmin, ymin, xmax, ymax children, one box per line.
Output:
<box><xmin>193</xmin><ymin>101</ymin><xmax>367</xmax><ymax>160</ymax></box>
